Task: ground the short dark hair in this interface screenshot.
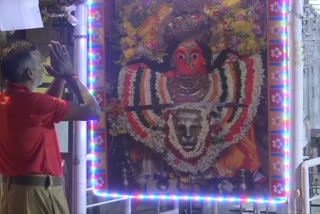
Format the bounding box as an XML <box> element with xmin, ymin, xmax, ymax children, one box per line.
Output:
<box><xmin>0</xmin><ymin>41</ymin><xmax>37</xmax><ymax>83</ymax></box>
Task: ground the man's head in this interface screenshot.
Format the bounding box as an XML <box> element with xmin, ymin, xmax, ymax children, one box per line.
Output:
<box><xmin>0</xmin><ymin>41</ymin><xmax>43</xmax><ymax>90</ymax></box>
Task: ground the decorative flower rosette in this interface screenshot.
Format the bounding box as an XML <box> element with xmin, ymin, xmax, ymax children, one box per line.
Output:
<box><xmin>113</xmin><ymin>53</ymin><xmax>264</xmax><ymax>175</ymax></box>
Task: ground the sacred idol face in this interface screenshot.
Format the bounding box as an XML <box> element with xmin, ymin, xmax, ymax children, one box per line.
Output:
<box><xmin>166</xmin><ymin>107</ymin><xmax>210</xmax><ymax>160</ymax></box>
<box><xmin>174</xmin><ymin>109</ymin><xmax>202</xmax><ymax>152</ymax></box>
<box><xmin>173</xmin><ymin>40</ymin><xmax>206</xmax><ymax>76</ymax></box>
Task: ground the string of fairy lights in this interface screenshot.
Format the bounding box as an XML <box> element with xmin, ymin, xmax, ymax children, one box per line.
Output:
<box><xmin>87</xmin><ymin>0</ymin><xmax>290</xmax><ymax>204</ymax></box>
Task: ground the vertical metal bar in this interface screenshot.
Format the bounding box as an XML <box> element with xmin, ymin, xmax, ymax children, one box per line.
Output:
<box><xmin>240</xmin><ymin>202</ymin><xmax>243</xmax><ymax>214</ymax></box>
<box><xmin>157</xmin><ymin>200</ymin><xmax>161</xmax><ymax>214</ymax></box>
<box><xmin>202</xmin><ymin>201</ymin><xmax>213</xmax><ymax>214</ymax></box>
<box><xmin>289</xmin><ymin>0</ymin><xmax>305</xmax><ymax>213</ymax></box>
<box><xmin>214</xmin><ymin>201</ymin><xmax>218</xmax><ymax>214</ymax></box>
<box><xmin>254</xmin><ymin>203</ymin><xmax>260</xmax><ymax>214</ymax></box>
<box><xmin>174</xmin><ymin>200</ymin><xmax>179</xmax><ymax>212</ymax></box>
<box><xmin>125</xmin><ymin>198</ymin><xmax>132</xmax><ymax>214</ymax></box>
<box><xmin>72</xmin><ymin>3</ymin><xmax>88</xmax><ymax>214</ymax></box>
<box><xmin>302</xmin><ymin>164</ymin><xmax>311</xmax><ymax>214</ymax></box>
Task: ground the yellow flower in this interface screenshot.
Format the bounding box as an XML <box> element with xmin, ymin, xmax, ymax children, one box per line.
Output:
<box><xmin>238</xmin><ymin>43</ymin><xmax>247</xmax><ymax>55</ymax></box>
<box><xmin>122</xmin><ymin>22</ymin><xmax>136</xmax><ymax>37</ymax></box>
<box><xmin>231</xmin><ymin>20</ymin><xmax>252</xmax><ymax>34</ymax></box>
<box><xmin>180</xmin><ymin>177</ymin><xmax>189</xmax><ymax>183</ymax></box>
<box><xmin>222</xmin><ymin>0</ymin><xmax>241</xmax><ymax>7</ymax></box>
<box><xmin>224</xmin><ymin>17</ymin><xmax>233</xmax><ymax>25</ymax></box>
<box><xmin>235</xmin><ymin>9</ymin><xmax>247</xmax><ymax>18</ymax></box>
<box><xmin>118</xmin><ymin>129</ymin><xmax>127</xmax><ymax>134</ymax></box>
<box><xmin>124</xmin><ymin>48</ymin><xmax>135</xmax><ymax>59</ymax></box>
<box><xmin>246</xmin><ymin>39</ymin><xmax>258</xmax><ymax>52</ymax></box>
<box><xmin>121</xmin><ymin>37</ymin><xmax>136</xmax><ymax>47</ymax></box>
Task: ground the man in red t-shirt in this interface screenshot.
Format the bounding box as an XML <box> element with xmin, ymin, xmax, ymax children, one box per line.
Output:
<box><xmin>0</xmin><ymin>41</ymin><xmax>101</xmax><ymax>214</ymax></box>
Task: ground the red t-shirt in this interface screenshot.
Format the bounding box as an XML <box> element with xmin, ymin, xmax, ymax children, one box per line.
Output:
<box><xmin>0</xmin><ymin>82</ymin><xmax>70</xmax><ymax>176</ymax></box>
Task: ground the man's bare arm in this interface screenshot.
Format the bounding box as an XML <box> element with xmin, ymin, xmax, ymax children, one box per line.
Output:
<box><xmin>45</xmin><ymin>77</ymin><xmax>66</xmax><ymax>98</ymax></box>
<box><xmin>45</xmin><ymin>41</ymin><xmax>101</xmax><ymax>121</ymax></box>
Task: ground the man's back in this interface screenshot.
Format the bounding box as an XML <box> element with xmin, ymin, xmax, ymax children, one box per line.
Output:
<box><xmin>0</xmin><ymin>82</ymin><xmax>69</xmax><ymax>177</ymax></box>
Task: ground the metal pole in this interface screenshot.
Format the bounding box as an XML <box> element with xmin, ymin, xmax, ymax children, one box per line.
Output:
<box><xmin>125</xmin><ymin>198</ymin><xmax>132</xmax><ymax>214</ymax></box>
<box><xmin>157</xmin><ymin>200</ymin><xmax>161</xmax><ymax>214</ymax></box>
<box><xmin>214</xmin><ymin>201</ymin><xmax>218</xmax><ymax>214</ymax></box>
<box><xmin>202</xmin><ymin>201</ymin><xmax>213</xmax><ymax>214</ymax></box>
<box><xmin>240</xmin><ymin>202</ymin><xmax>243</xmax><ymax>214</ymax></box>
<box><xmin>254</xmin><ymin>203</ymin><xmax>260</xmax><ymax>214</ymax></box>
<box><xmin>289</xmin><ymin>0</ymin><xmax>305</xmax><ymax>213</ymax></box>
<box><xmin>72</xmin><ymin>3</ymin><xmax>88</xmax><ymax>214</ymax></box>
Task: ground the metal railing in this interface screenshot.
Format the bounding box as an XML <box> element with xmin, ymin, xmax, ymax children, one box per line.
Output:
<box><xmin>301</xmin><ymin>157</ymin><xmax>320</xmax><ymax>213</ymax></box>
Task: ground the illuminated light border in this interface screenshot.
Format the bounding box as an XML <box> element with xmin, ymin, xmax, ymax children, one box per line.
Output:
<box><xmin>281</xmin><ymin>0</ymin><xmax>290</xmax><ymax>201</ymax></box>
<box><xmin>88</xmin><ymin>0</ymin><xmax>99</xmax><ymax>191</ymax></box>
<box><xmin>88</xmin><ymin>0</ymin><xmax>290</xmax><ymax>204</ymax></box>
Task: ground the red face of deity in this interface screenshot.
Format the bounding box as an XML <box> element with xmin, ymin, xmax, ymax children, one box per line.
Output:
<box><xmin>173</xmin><ymin>40</ymin><xmax>207</xmax><ymax>76</ymax></box>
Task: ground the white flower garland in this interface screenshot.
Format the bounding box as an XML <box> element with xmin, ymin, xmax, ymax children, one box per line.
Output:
<box><xmin>142</xmin><ymin>69</ymin><xmax>164</xmax><ymax>126</ymax></box>
<box><xmin>220</xmin><ymin>62</ymin><xmax>235</xmax><ymax>121</ymax></box>
<box><xmin>156</xmin><ymin>72</ymin><xmax>173</xmax><ymax>104</ymax></box>
<box><xmin>202</xmin><ymin>73</ymin><xmax>215</xmax><ymax>101</ymax></box>
<box><xmin>123</xmin><ymin>68</ymin><xmax>154</xmax><ymax>144</ymax></box>
<box><xmin>166</xmin><ymin>141</ymin><xmax>228</xmax><ymax>175</ymax></box>
<box><xmin>117</xmin><ymin>66</ymin><xmax>127</xmax><ymax>99</ymax></box>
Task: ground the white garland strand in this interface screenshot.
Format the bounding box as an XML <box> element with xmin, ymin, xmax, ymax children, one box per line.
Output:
<box><xmin>203</xmin><ymin>73</ymin><xmax>215</xmax><ymax>101</ymax></box>
<box><xmin>155</xmin><ymin>72</ymin><xmax>173</xmax><ymax>104</ymax></box>
<box><xmin>142</xmin><ymin>69</ymin><xmax>163</xmax><ymax>126</ymax></box>
<box><xmin>220</xmin><ymin>62</ymin><xmax>235</xmax><ymax>120</ymax></box>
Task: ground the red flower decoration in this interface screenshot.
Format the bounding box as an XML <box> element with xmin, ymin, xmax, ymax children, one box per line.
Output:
<box><xmin>193</xmin><ymin>16</ymin><xmax>202</xmax><ymax>23</ymax></box>
<box><xmin>163</xmin><ymin>110</ymin><xmax>172</xmax><ymax>121</ymax></box>
<box><xmin>175</xmin><ymin>159</ymin><xmax>180</xmax><ymax>165</ymax></box>
<box><xmin>210</xmin><ymin>123</ymin><xmax>222</xmax><ymax>134</ymax></box>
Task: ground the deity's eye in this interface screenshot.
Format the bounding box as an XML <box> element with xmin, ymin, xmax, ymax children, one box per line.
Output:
<box><xmin>191</xmin><ymin>52</ymin><xmax>200</xmax><ymax>59</ymax></box>
<box><xmin>177</xmin><ymin>54</ymin><xmax>185</xmax><ymax>60</ymax></box>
